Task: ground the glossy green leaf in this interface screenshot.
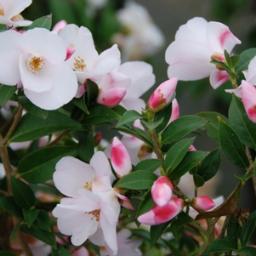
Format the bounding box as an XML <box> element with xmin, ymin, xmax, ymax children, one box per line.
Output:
<box><xmin>0</xmin><ymin>85</ymin><xmax>16</xmax><ymax>106</ymax></box>
<box><xmin>116</xmin><ymin>110</ymin><xmax>140</xmax><ymax>127</ymax></box>
<box><xmin>18</xmin><ymin>146</ymin><xmax>77</xmax><ymax>183</ymax></box>
<box><xmin>206</xmin><ymin>239</ymin><xmax>235</xmax><ymax>253</ymax></box>
<box><xmin>229</xmin><ymin>96</ymin><xmax>256</xmax><ymax>149</ymax></box>
<box><xmin>237</xmin><ymin>48</ymin><xmax>256</xmax><ymax>72</ymax></box>
<box><xmin>23</xmin><ymin>208</ymin><xmax>39</xmax><ymax>228</ymax></box>
<box><xmin>11</xmin><ymin>112</ymin><xmax>82</xmax><ymax>142</ymax></box>
<box><xmin>116</xmin><ymin>170</ymin><xmax>157</xmax><ymax>190</ymax></box>
<box><xmin>11</xmin><ymin>177</ymin><xmax>35</xmax><ymax>209</ymax></box>
<box><xmin>241</xmin><ymin>211</ymin><xmax>256</xmax><ymax>246</ymax></box>
<box><xmin>134</xmin><ymin>159</ymin><xmax>161</xmax><ymax>173</ymax></box>
<box><xmin>219</xmin><ymin>121</ymin><xmax>248</xmax><ymax>168</ymax></box>
<box><xmin>162</xmin><ymin>115</ymin><xmax>206</xmax><ymax>145</ymax></box>
<box><xmin>165</xmin><ymin>137</ymin><xmax>194</xmax><ymax>174</ymax></box>
<box><xmin>27</xmin><ymin>15</ymin><xmax>52</xmax><ymax>29</ymax></box>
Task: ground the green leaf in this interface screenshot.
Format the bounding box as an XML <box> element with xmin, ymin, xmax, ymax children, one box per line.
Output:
<box><xmin>116</xmin><ymin>170</ymin><xmax>157</xmax><ymax>190</ymax></box>
<box><xmin>162</xmin><ymin>115</ymin><xmax>206</xmax><ymax>145</ymax></box>
<box><xmin>135</xmin><ymin>192</ymin><xmax>154</xmax><ymax>217</ymax></box>
<box><xmin>11</xmin><ymin>177</ymin><xmax>35</xmax><ymax>209</ymax></box>
<box><xmin>170</xmin><ymin>151</ymin><xmax>207</xmax><ymax>180</ymax></box>
<box><xmin>116</xmin><ymin>110</ymin><xmax>140</xmax><ymax>127</ymax></box>
<box><xmin>206</xmin><ymin>239</ymin><xmax>235</xmax><ymax>253</ymax></box>
<box><xmin>0</xmin><ymin>251</ymin><xmax>16</xmax><ymax>256</ymax></box>
<box><xmin>134</xmin><ymin>159</ymin><xmax>161</xmax><ymax>173</ymax></box>
<box><xmin>0</xmin><ymin>85</ymin><xmax>16</xmax><ymax>106</ymax></box>
<box><xmin>18</xmin><ymin>146</ymin><xmax>76</xmax><ymax>183</ymax></box>
<box><xmin>27</xmin><ymin>15</ymin><xmax>52</xmax><ymax>29</ymax></box>
<box><xmin>241</xmin><ymin>211</ymin><xmax>256</xmax><ymax>246</ymax></box>
<box><xmin>219</xmin><ymin>121</ymin><xmax>249</xmax><ymax>168</ymax></box>
<box><xmin>150</xmin><ymin>223</ymin><xmax>169</xmax><ymax>243</ymax></box>
<box><xmin>195</xmin><ymin>150</ymin><xmax>221</xmax><ymax>186</ymax></box>
<box><xmin>165</xmin><ymin>137</ymin><xmax>194</xmax><ymax>174</ymax></box>
<box><xmin>229</xmin><ymin>96</ymin><xmax>256</xmax><ymax>149</ymax></box>
<box><xmin>0</xmin><ymin>196</ymin><xmax>21</xmax><ymax>217</ymax></box>
<box><xmin>23</xmin><ymin>208</ymin><xmax>39</xmax><ymax>227</ymax></box>
<box><xmin>11</xmin><ymin>112</ymin><xmax>82</xmax><ymax>142</ymax></box>
<box><xmin>237</xmin><ymin>48</ymin><xmax>256</xmax><ymax>72</ymax></box>
<box><xmin>238</xmin><ymin>247</ymin><xmax>256</xmax><ymax>256</ymax></box>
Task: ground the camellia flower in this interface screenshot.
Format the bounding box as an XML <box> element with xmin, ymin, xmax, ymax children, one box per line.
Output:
<box><xmin>113</xmin><ymin>2</ymin><xmax>164</xmax><ymax>60</ymax></box>
<box><xmin>227</xmin><ymin>57</ymin><xmax>256</xmax><ymax>123</ymax></box>
<box><xmin>110</xmin><ymin>137</ymin><xmax>132</xmax><ymax>177</ymax></box>
<box><xmin>148</xmin><ymin>78</ymin><xmax>178</xmax><ymax>112</ymax></box>
<box><xmin>52</xmin><ymin>152</ymin><xmax>120</xmax><ymax>254</ymax></box>
<box><xmin>0</xmin><ymin>0</ymin><xmax>32</xmax><ymax>27</ymax></box>
<box><xmin>165</xmin><ymin>17</ymin><xmax>241</xmax><ymax>89</ymax></box>
<box><xmin>0</xmin><ymin>28</ymin><xmax>78</xmax><ymax>110</ymax></box>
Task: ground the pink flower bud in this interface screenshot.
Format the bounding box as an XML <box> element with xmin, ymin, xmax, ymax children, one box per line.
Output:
<box><xmin>53</xmin><ymin>20</ymin><xmax>67</xmax><ymax>33</ymax></box>
<box><xmin>193</xmin><ymin>195</ymin><xmax>215</xmax><ymax>212</ymax></box>
<box><xmin>110</xmin><ymin>137</ymin><xmax>132</xmax><ymax>177</ymax></box>
<box><xmin>148</xmin><ymin>78</ymin><xmax>177</xmax><ymax>112</ymax></box>
<box><xmin>169</xmin><ymin>98</ymin><xmax>180</xmax><ymax>122</ymax></box>
<box><xmin>151</xmin><ymin>176</ymin><xmax>173</xmax><ymax>206</ymax></box>
<box><xmin>138</xmin><ymin>197</ymin><xmax>183</xmax><ymax>225</ymax></box>
<box><xmin>188</xmin><ymin>145</ymin><xmax>197</xmax><ymax>152</ymax></box>
<box><xmin>97</xmin><ymin>87</ymin><xmax>126</xmax><ymax>107</ymax></box>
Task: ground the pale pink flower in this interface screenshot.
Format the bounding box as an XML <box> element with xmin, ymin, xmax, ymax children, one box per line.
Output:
<box><xmin>169</xmin><ymin>98</ymin><xmax>180</xmax><ymax>122</ymax></box>
<box><xmin>0</xmin><ymin>0</ymin><xmax>32</xmax><ymax>27</ymax></box>
<box><xmin>165</xmin><ymin>17</ymin><xmax>240</xmax><ymax>89</ymax></box>
<box><xmin>148</xmin><ymin>78</ymin><xmax>177</xmax><ymax>112</ymax></box>
<box><xmin>110</xmin><ymin>137</ymin><xmax>132</xmax><ymax>177</ymax></box>
<box><xmin>151</xmin><ymin>176</ymin><xmax>173</xmax><ymax>207</ymax></box>
<box><xmin>52</xmin><ymin>152</ymin><xmax>120</xmax><ymax>253</ymax></box>
<box><xmin>192</xmin><ymin>195</ymin><xmax>215</xmax><ymax>212</ymax></box>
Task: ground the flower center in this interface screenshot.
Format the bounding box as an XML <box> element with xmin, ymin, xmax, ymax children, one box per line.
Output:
<box><xmin>73</xmin><ymin>56</ymin><xmax>86</xmax><ymax>72</ymax></box>
<box><xmin>11</xmin><ymin>14</ymin><xmax>23</xmax><ymax>22</ymax></box>
<box><xmin>27</xmin><ymin>56</ymin><xmax>45</xmax><ymax>74</ymax></box>
<box><xmin>0</xmin><ymin>4</ymin><xmax>4</xmax><ymax>16</ymax></box>
<box><xmin>89</xmin><ymin>209</ymin><xmax>100</xmax><ymax>222</ymax></box>
<box><xmin>84</xmin><ymin>181</ymin><xmax>92</xmax><ymax>191</ymax></box>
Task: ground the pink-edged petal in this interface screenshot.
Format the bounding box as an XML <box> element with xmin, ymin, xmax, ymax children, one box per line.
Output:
<box><xmin>148</xmin><ymin>78</ymin><xmax>177</xmax><ymax>112</ymax></box>
<box><xmin>170</xmin><ymin>98</ymin><xmax>180</xmax><ymax>122</ymax></box>
<box><xmin>110</xmin><ymin>137</ymin><xmax>132</xmax><ymax>177</ymax></box>
<box><xmin>97</xmin><ymin>86</ymin><xmax>126</xmax><ymax>107</ymax></box>
<box><xmin>193</xmin><ymin>195</ymin><xmax>215</xmax><ymax>212</ymax></box>
<box><xmin>53</xmin><ymin>156</ymin><xmax>95</xmax><ymax>197</ymax></box>
<box><xmin>90</xmin><ymin>151</ymin><xmax>113</xmax><ymax>179</ymax></box>
<box><xmin>24</xmin><ymin>62</ymin><xmax>78</xmax><ymax>110</ymax></box>
<box><xmin>209</xmin><ymin>69</ymin><xmax>229</xmax><ymax>89</ymax></box>
<box><xmin>138</xmin><ymin>197</ymin><xmax>183</xmax><ymax>225</ymax></box>
<box><xmin>118</xmin><ymin>61</ymin><xmax>155</xmax><ymax>98</ymax></box>
<box><xmin>52</xmin><ymin>20</ymin><xmax>67</xmax><ymax>33</ymax></box>
<box><xmin>151</xmin><ymin>176</ymin><xmax>173</xmax><ymax>206</ymax></box>
<box><xmin>0</xmin><ymin>30</ymin><xmax>21</xmax><ymax>85</ymax></box>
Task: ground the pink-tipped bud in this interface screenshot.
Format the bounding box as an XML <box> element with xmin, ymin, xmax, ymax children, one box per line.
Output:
<box><xmin>192</xmin><ymin>195</ymin><xmax>215</xmax><ymax>212</ymax></box>
<box><xmin>169</xmin><ymin>98</ymin><xmax>180</xmax><ymax>122</ymax></box>
<box><xmin>151</xmin><ymin>176</ymin><xmax>173</xmax><ymax>206</ymax></box>
<box><xmin>97</xmin><ymin>87</ymin><xmax>126</xmax><ymax>107</ymax></box>
<box><xmin>148</xmin><ymin>78</ymin><xmax>178</xmax><ymax>112</ymax></box>
<box><xmin>188</xmin><ymin>145</ymin><xmax>197</xmax><ymax>152</ymax></box>
<box><xmin>110</xmin><ymin>137</ymin><xmax>132</xmax><ymax>177</ymax></box>
<box><xmin>138</xmin><ymin>197</ymin><xmax>183</xmax><ymax>225</ymax></box>
<box><xmin>66</xmin><ymin>47</ymin><xmax>76</xmax><ymax>60</ymax></box>
<box><xmin>53</xmin><ymin>20</ymin><xmax>67</xmax><ymax>33</ymax></box>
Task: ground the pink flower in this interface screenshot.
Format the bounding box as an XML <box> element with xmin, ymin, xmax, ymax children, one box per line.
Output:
<box><xmin>169</xmin><ymin>98</ymin><xmax>180</xmax><ymax>122</ymax></box>
<box><xmin>165</xmin><ymin>17</ymin><xmax>240</xmax><ymax>89</ymax></box>
<box><xmin>148</xmin><ymin>78</ymin><xmax>177</xmax><ymax>112</ymax></box>
<box><xmin>192</xmin><ymin>195</ymin><xmax>215</xmax><ymax>212</ymax></box>
<box><xmin>138</xmin><ymin>196</ymin><xmax>183</xmax><ymax>225</ymax></box>
<box><xmin>151</xmin><ymin>176</ymin><xmax>173</xmax><ymax>206</ymax></box>
<box><xmin>110</xmin><ymin>137</ymin><xmax>132</xmax><ymax>177</ymax></box>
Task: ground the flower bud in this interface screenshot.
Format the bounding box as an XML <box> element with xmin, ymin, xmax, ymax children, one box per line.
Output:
<box><xmin>192</xmin><ymin>195</ymin><xmax>215</xmax><ymax>212</ymax></box>
<box><xmin>97</xmin><ymin>87</ymin><xmax>126</xmax><ymax>107</ymax></box>
<box><xmin>110</xmin><ymin>137</ymin><xmax>132</xmax><ymax>177</ymax></box>
<box><xmin>138</xmin><ymin>197</ymin><xmax>183</xmax><ymax>225</ymax></box>
<box><xmin>151</xmin><ymin>176</ymin><xmax>173</xmax><ymax>206</ymax></box>
<box><xmin>148</xmin><ymin>78</ymin><xmax>177</xmax><ymax>112</ymax></box>
<box><xmin>169</xmin><ymin>98</ymin><xmax>180</xmax><ymax>122</ymax></box>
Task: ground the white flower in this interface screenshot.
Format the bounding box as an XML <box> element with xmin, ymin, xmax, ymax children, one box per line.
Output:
<box><xmin>87</xmin><ymin>0</ymin><xmax>108</xmax><ymax>10</ymax></box>
<box><xmin>52</xmin><ymin>152</ymin><xmax>120</xmax><ymax>254</ymax></box>
<box><xmin>113</xmin><ymin>2</ymin><xmax>164</xmax><ymax>60</ymax></box>
<box><xmin>0</xmin><ymin>28</ymin><xmax>78</xmax><ymax>110</ymax></box>
<box><xmin>165</xmin><ymin>17</ymin><xmax>241</xmax><ymax>89</ymax></box>
<box><xmin>0</xmin><ymin>0</ymin><xmax>32</xmax><ymax>27</ymax></box>
<box><xmin>59</xmin><ymin>24</ymin><xmax>121</xmax><ymax>84</ymax></box>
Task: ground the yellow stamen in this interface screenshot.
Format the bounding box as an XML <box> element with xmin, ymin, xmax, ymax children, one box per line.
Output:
<box><xmin>0</xmin><ymin>4</ymin><xmax>4</xmax><ymax>16</ymax></box>
<box><xmin>84</xmin><ymin>181</ymin><xmax>92</xmax><ymax>191</ymax></box>
<box><xmin>11</xmin><ymin>14</ymin><xmax>23</xmax><ymax>22</ymax></box>
<box><xmin>27</xmin><ymin>56</ymin><xmax>45</xmax><ymax>73</ymax></box>
<box><xmin>73</xmin><ymin>56</ymin><xmax>86</xmax><ymax>72</ymax></box>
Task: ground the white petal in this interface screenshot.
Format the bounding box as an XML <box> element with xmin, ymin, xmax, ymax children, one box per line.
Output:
<box><xmin>244</xmin><ymin>56</ymin><xmax>256</xmax><ymax>84</ymax></box>
<box><xmin>119</xmin><ymin>61</ymin><xmax>155</xmax><ymax>98</ymax></box>
<box><xmin>5</xmin><ymin>0</ymin><xmax>32</xmax><ymax>19</ymax></box>
<box><xmin>53</xmin><ymin>156</ymin><xmax>95</xmax><ymax>197</ymax></box>
<box><xmin>209</xmin><ymin>69</ymin><xmax>229</xmax><ymax>89</ymax></box>
<box><xmin>121</xmin><ymin>98</ymin><xmax>145</xmax><ymax>112</ymax></box>
<box><xmin>24</xmin><ymin>62</ymin><xmax>78</xmax><ymax>110</ymax></box>
<box><xmin>90</xmin><ymin>151</ymin><xmax>113</xmax><ymax>179</ymax></box>
<box><xmin>0</xmin><ymin>30</ymin><xmax>21</xmax><ymax>85</ymax></box>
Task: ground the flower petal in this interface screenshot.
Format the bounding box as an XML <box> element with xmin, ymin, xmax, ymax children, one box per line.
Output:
<box><xmin>209</xmin><ymin>69</ymin><xmax>229</xmax><ymax>89</ymax></box>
